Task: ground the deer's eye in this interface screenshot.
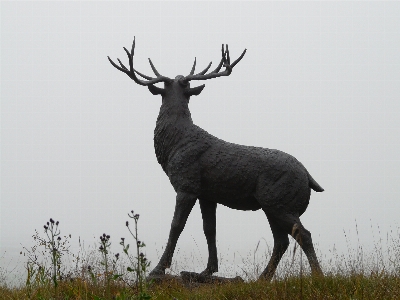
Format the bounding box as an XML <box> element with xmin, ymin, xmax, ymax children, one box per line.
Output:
<box><xmin>178</xmin><ymin>79</ymin><xmax>189</xmax><ymax>87</ymax></box>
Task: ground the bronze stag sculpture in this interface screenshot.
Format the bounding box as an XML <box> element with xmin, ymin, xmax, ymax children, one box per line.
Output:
<box><xmin>108</xmin><ymin>38</ymin><xmax>324</xmax><ymax>280</ymax></box>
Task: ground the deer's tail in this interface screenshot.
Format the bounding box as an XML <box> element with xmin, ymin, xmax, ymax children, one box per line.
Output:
<box><xmin>307</xmin><ymin>171</ymin><xmax>324</xmax><ymax>192</ymax></box>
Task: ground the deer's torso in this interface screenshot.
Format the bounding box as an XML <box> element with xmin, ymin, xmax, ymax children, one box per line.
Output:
<box><xmin>154</xmin><ymin>105</ymin><xmax>310</xmax><ymax>211</ymax></box>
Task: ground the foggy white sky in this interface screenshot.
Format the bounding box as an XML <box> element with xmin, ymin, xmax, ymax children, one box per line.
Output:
<box><xmin>2</xmin><ymin>1</ymin><xmax>400</xmax><ymax>280</ymax></box>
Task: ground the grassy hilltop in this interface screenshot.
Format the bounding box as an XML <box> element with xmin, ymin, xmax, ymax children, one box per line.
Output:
<box><xmin>1</xmin><ymin>215</ymin><xmax>400</xmax><ymax>299</ymax></box>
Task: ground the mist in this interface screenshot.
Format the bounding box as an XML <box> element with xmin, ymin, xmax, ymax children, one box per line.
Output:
<box><xmin>2</xmin><ymin>1</ymin><xmax>400</xmax><ymax>284</ymax></box>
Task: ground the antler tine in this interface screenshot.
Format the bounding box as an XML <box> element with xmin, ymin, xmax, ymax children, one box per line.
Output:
<box><xmin>108</xmin><ymin>56</ymin><xmax>129</xmax><ymax>75</ymax></box>
<box><xmin>223</xmin><ymin>44</ymin><xmax>232</xmax><ymax>74</ymax></box>
<box><xmin>123</xmin><ymin>47</ymin><xmax>134</xmax><ymax>72</ymax></box>
<box><xmin>226</xmin><ymin>44</ymin><xmax>230</xmax><ymax>65</ymax></box>
<box><xmin>182</xmin><ymin>44</ymin><xmax>246</xmax><ymax>82</ymax></box>
<box><xmin>108</xmin><ymin>38</ymin><xmax>172</xmax><ymax>86</ymax></box>
<box><xmin>210</xmin><ymin>44</ymin><xmax>228</xmax><ymax>74</ymax></box>
<box><xmin>137</xmin><ymin>75</ymin><xmax>171</xmax><ymax>85</ymax></box>
<box><xmin>121</xmin><ymin>47</ymin><xmax>148</xmax><ymax>85</ymax></box>
<box><xmin>117</xmin><ymin>58</ymin><xmax>128</xmax><ymax>71</ymax></box>
<box><xmin>180</xmin><ymin>60</ymin><xmax>212</xmax><ymax>85</ymax></box>
<box><xmin>196</xmin><ymin>61</ymin><xmax>212</xmax><ymax>76</ymax></box>
<box><xmin>148</xmin><ymin>58</ymin><xmax>161</xmax><ymax>77</ymax></box>
<box><xmin>133</xmin><ymin>68</ymin><xmax>156</xmax><ymax>81</ymax></box>
<box><xmin>211</xmin><ymin>57</ymin><xmax>225</xmax><ymax>74</ymax></box>
<box><xmin>189</xmin><ymin>58</ymin><xmax>196</xmax><ymax>75</ymax></box>
<box><xmin>131</xmin><ymin>37</ymin><xmax>135</xmax><ymax>57</ymax></box>
<box><xmin>230</xmin><ymin>48</ymin><xmax>247</xmax><ymax>68</ymax></box>
<box><xmin>123</xmin><ymin>47</ymin><xmax>162</xmax><ymax>80</ymax></box>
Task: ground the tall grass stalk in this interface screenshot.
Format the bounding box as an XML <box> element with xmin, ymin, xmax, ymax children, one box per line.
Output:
<box><xmin>122</xmin><ymin>210</ymin><xmax>151</xmax><ymax>299</ymax></box>
<box><xmin>43</xmin><ymin>218</ymin><xmax>61</xmax><ymax>294</ymax></box>
<box><xmin>99</xmin><ymin>233</ymin><xmax>112</xmax><ymax>299</ymax></box>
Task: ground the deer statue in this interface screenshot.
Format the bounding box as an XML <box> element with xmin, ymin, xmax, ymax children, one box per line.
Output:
<box><xmin>108</xmin><ymin>38</ymin><xmax>324</xmax><ymax>281</ymax></box>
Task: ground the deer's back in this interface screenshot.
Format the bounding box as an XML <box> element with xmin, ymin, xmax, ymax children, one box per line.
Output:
<box><xmin>165</xmin><ymin>125</ymin><xmax>310</xmax><ymax>211</ymax></box>
<box><xmin>198</xmin><ymin>140</ymin><xmax>309</xmax><ymax>210</ymax></box>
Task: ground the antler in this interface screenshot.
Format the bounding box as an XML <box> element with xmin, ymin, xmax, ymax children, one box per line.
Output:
<box><xmin>181</xmin><ymin>45</ymin><xmax>246</xmax><ymax>84</ymax></box>
<box><xmin>108</xmin><ymin>37</ymin><xmax>172</xmax><ymax>86</ymax></box>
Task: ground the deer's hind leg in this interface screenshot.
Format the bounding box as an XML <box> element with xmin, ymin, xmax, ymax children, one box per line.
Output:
<box><xmin>259</xmin><ymin>213</ymin><xmax>290</xmax><ymax>281</ymax></box>
<box><xmin>198</xmin><ymin>200</ymin><xmax>218</xmax><ymax>276</ymax></box>
<box><xmin>260</xmin><ymin>211</ymin><xmax>322</xmax><ymax>279</ymax></box>
<box><xmin>290</xmin><ymin>218</ymin><xmax>322</xmax><ymax>276</ymax></box>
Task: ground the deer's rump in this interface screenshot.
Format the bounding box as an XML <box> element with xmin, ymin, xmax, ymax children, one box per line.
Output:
<box><xmin>198</xmin><ymin>142</ymin><xmax>312</xmax><ymax>212</ymax></box>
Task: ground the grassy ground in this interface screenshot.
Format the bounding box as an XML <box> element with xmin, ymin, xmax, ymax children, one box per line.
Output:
<box><xmin>1</xmin><ymin>271</ymin><xmax>400</xmax><ymax>299</ymax></box>
<box><xmin>1</xmin><ymin>217</ymin><xmax>399</xmax><ymax>299</ymax></box>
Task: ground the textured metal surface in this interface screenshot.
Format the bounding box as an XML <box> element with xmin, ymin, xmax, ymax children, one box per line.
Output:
<box><xmin>109</xmin><ymin>40</ymin><xmax>324</xmax><ymax>280</ymax></box>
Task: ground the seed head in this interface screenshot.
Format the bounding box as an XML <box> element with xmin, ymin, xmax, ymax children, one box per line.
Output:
<box><xmin>56</xmin><ymin>221</ymin><xmax>59</xmax><ymax>226</ymax></box>
<box><xmin>126</xmin><ymin>221</ymin><xmax>129</xmax><ymax>227</ymax></box>
<box><xmin>50</xmin><ymin>218</ymin><xmax>54</xmax><ymax>224</ymax></box>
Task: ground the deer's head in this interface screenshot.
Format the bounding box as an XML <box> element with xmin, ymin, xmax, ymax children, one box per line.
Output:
<box><xmin>108</xmin><ymin>38</ymin><xmax>246</xmax><ymax>105</ymax></box>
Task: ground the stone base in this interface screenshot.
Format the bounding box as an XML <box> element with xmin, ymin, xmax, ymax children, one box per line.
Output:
<box><xmin>180</xmin><ymin>271</ymin><xmax>244</xmax><ymax>284</ymax></box>
<box><xmin>147</xmin><ymin>271</ymin><xmax>244</xmax><ymax>287</ymax></box>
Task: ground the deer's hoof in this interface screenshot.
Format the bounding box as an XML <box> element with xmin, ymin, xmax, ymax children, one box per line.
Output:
<box><xmin>149</xmin><ymin>267</ymin><xmax>165</xmax><ymax>277</ymax></box>
<box><xmin>199</xmin><ymin>268</ymin><xmax>215</xmax><ymax>277</ymax></box>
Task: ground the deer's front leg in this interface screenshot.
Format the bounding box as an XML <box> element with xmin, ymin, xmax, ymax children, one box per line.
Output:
<box><xmin>199</xmin><ymin>200</ymin><xmax>218</xmax><ymax>276</ymax></box>
<box><xmin>149</xmin><ymin>192</ymin><xmax>197</xmax><ymax>276</ymax></box>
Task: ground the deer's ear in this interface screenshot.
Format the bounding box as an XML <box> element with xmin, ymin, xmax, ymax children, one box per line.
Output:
<box><xmin>185</xmin><ymin>84</ymin><xmax>205</xmax><ymax>97</ymax></box>
<box><xmin>148</xmin><ymin>84</ymin><xmax>165</xmax><ymax>95</ymax></box>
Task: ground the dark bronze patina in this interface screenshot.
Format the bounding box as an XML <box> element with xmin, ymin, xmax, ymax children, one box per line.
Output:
<box><xmin>108</xmin><ymin>38</ymin><xmax>324</xmax><ymax>281</ymax></box>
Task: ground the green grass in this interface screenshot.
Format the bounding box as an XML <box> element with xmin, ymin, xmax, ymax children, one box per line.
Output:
<box><xmin>1</xmin><ymin>272</ymin><xmax>400</xmax><ymax>299</ymax></box>
<box><xmin>1</xmin><ymin>215</ymin><xmax>400</xmax><ymax>299</ymax></box>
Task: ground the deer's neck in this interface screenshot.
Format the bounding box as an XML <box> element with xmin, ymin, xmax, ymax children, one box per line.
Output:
<box><xmin>154</xmin><ymin>102</ymin><xmax>193</xmax><ymax>170</ymax></box>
